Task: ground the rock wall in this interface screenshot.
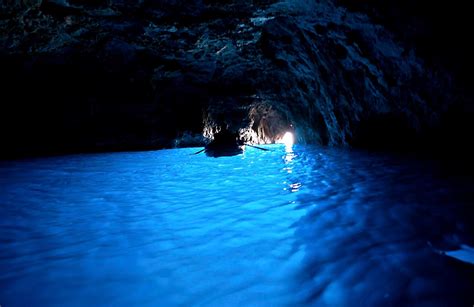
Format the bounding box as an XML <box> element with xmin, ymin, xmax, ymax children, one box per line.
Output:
<box><xmin>0</xmin><ymin>0</ymin><xmax>472</xmax><ymax>158</ymax></box>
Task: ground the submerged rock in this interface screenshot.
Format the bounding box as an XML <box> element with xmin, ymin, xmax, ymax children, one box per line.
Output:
<box><xmin>0</xmin><ymin>0</ymin><xmax>472</xmax><ymax>159</ymax></box>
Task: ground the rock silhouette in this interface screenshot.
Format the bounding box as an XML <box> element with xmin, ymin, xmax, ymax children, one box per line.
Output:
<box><xmin>0</xmin><ymin>0</ymin><xmax>472</xmax><ymax>163</ymax></box>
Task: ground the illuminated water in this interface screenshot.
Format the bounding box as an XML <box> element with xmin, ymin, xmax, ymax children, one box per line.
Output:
<box><xmin>1</xmin><ymin>145</ymin><xmax>473</xmax><ymax>306</ymax></box>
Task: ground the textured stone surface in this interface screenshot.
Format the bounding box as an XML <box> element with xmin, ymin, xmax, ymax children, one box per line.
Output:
<box><xmin>0</xmin><ymin>0</ymin><xmax>472</xmax><ymax>158</ymax></box>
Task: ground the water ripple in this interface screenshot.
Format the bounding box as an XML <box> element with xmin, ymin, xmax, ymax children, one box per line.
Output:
<box><xmin>1</xmin><ymin>145</ymin><xmax>473</xmax><ymax>306</ymax></box>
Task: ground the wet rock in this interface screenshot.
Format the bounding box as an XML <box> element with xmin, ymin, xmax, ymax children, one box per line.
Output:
<box><xmin>0</xmin><ymin>0</ymin><xmax>472</xmax><ymax>158</ymax></box>
<box><xmin>173</xmin><ymin>131</ymin><xmax>206</xmax><ymax>148</ymax></box>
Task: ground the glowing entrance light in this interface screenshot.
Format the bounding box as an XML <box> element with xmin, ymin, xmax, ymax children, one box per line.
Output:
<box><xmin>279</xmin><ymin>132</ymin><xmax>294</xmax><ymax>147</ymax></box>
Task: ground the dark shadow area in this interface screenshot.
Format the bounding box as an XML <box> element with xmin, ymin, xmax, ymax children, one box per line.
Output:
<box><xmin>336</xmin><ymin>0</ymin><xmax>474</xmax><ymax>91</ymax></box>
<box><xmin>204</xmin><ymin>127</ymin><xmax>243</xmax><ymax>157</ymax></box>
<box><xmin>287</xmin><ymin>147</ymin><xmax>474</xmax><ymax>305</ymax></box>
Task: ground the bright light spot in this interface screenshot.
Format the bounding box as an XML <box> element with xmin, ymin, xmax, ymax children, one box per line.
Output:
<box><xmin>279</xmin><ymin>132</ymin><xmax>294</xmax><ymax>147</ymax></box>
<box><xmin>289</xmin><ymin>182</ymin><xmax>302</xmax><ymax>192</ymax></box>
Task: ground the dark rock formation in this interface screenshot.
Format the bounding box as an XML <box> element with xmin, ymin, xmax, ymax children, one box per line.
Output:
<box><xmin>0</xmin><ymin>0</ymin><xmax>472</xmax><ymax>160</ymax></box>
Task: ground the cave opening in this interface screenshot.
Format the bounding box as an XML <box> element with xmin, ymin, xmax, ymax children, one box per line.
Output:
<box><xmin>200</xmin><ymin>98</ymin><xmax>295</xmax><ymax>147</ymax></box>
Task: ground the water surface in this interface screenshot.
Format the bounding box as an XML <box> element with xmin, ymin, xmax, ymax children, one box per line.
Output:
<box><xmin>1</xmin><ymin>145</ymin><xmax>473</xmax><ymax>306</ymax></box>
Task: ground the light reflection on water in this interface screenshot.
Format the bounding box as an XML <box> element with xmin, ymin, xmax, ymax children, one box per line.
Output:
<box><xmin>0</xmin><ymin>145</ymin><xmax>473</xmax><ymax>306</ymax></box>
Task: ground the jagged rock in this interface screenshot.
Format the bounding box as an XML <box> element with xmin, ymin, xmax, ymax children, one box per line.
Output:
<box><xmin>0</xmin><ymin>0</ymin><xmax>472</xmax><ymax>158</ymax></box>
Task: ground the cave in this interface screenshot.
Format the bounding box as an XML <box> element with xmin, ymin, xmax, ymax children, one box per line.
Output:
<box><xmin>1</xmin><ymin>1</ymin><xmax>473</xmax><ymax>306</ymax></box>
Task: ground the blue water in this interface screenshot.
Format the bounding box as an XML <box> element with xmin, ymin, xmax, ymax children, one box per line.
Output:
<box><xmin>1</xmin><ymin>145</ymin><xmax>473</xmax><ymax>306</ymax></box>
